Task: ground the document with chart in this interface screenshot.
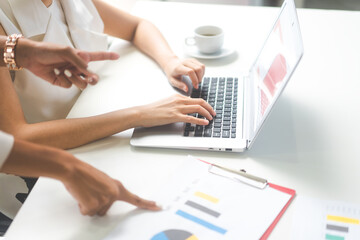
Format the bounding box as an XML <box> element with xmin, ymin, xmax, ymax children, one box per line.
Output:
<box><xmin>104</xmin><ymin>156</ymin><xmax>294</xmax><ymax>240</ymax></box>
<box><xmin>292</xmin><ymin>196</ymin><xmax>360</xmax><ymax>240</ymax></box>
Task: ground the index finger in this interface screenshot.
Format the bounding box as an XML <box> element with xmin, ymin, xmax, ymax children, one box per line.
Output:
<box><xmin>61</xmin><ymin>47</ymin><xmax>89</xmax><ymax>71</ymax></box>
<box><xmin>74</xmin><ymin>51</ymin><xmax>119</xmax><ymax>78</ymax></box>
<box><xmin>84</xmin><ymin>51</ymin><xmax>120</xmax><ymax>62</ymax></box>
<box><xmin>123</xmin><ymin>192</ymin><xmax>161</xmax><ymax>211</ymax></box>
<box><xmin>187</xmin><ymin>97</ymin><xmax>216</xmax><ymax>116</ymax></box>
<box><xmin>63</xmin><ymin>50</ymin><xmax>118</xmax><ymax>77</ymax></box>
<box><xmin>117</xmin><ymin>182</ymin><xmax>160</xmax><ymax>211</ymax></box>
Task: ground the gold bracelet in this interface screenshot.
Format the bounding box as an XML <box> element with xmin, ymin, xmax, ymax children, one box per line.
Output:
<box><xmin>3</xmin><ymin>34</ymin><xmax>23</xmax><ymax>70</ymax></box>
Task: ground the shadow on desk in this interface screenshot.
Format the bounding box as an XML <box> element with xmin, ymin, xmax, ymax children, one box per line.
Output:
<box><xmin>246</xmin><ymin>95</ymin><xmax>327</xmax><ymax>163</ymax></box>
<box><xmin>246</xmin><ymin>95</ymin><xmax>298</xmax><ymax>160</ymax></box>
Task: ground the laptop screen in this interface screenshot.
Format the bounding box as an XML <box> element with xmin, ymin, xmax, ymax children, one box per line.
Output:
<box><xmin>247</xmin><ymin>0</ymin><xmax>304</xmax><ymax>143</ymax></box>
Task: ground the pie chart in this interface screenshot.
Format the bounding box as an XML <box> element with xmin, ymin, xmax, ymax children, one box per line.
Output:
<box><xmin>151</xmin><ymin>229</ymin><xmax>198</xmax><ymax>240</ymax></box>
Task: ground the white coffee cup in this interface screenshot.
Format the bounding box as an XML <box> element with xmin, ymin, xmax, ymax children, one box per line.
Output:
<box><xmin>185</xmin><ymin>25</ymin><xmax>224</xmax><ymax>54</ymax></box>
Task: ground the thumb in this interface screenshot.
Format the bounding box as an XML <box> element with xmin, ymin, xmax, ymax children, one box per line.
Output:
<box><xmin>169</xmin><ymin>78</ymin><xmax>188</xmax><ymax>93</ymax></box>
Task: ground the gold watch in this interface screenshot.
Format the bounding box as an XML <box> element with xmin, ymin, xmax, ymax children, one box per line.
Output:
<box><xmin>3</xmin><ymin>34</ymin><xmax>23</xmax><ymax>70</ymax></box>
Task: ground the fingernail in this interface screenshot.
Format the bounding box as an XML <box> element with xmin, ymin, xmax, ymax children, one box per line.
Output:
<box><xmin>183</xmin><ymin>87</ymin><xmax>187</xmax><ymax>92</ymax></box>
<box><xmin>87</xmin><ymin>77</ymin><xmax>93</xmax><ymax>83</ymax></box>
<box><xmin>54</xmin><ymin>68</ymin><xmax>60</xmax><ymax>76</ymax></box>
<box><xmin>64</xmin><ymin>69</ymin><xmax>72</xmax><ymax>78</ymax></box>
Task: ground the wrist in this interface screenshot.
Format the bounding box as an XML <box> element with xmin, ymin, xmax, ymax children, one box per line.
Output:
<box><xmin>45</xmin><ymin>149</ymin><xmax>79</xmax><ymax>182</ymax></box>
<box><xmin>57</xmin><ymin>157</ymin><xmax>82</xmax><ymax>184</ymax></box>
<box><xmin>3</xmin><ymin>34</ymin><xmax>24</xmax><ymax>70</ymax></box>
<box><xmin>160</xmin><ymin>55</ymin><xmax>179</xmax><ymax>75</ymax></box>
<box><xmin>125</xmin><ymin>106</ymin><xmax>146</xmax><ymax>128</ymax></box>
<box><xmin>129</xmin><ymin>106</ymin><xmax>145</xmax><ymax>128</ymax></box>
<box><xmin>15</xmin><ymin>38</ymin><xmax>37</xmax><ymax>69</ymax></box>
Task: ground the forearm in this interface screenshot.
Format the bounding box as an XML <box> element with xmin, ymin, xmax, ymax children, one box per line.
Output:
<box><xmin>0</xmin><ymin>139</ymin><xmax>104</xmax><ymax>188</ymax></box>
<box><xmin>132</xmin><ymin>20</ymin><xmax>178</xmax><ymax>71</ymax></box>
<box><xmin>13</xmin><ymin>107</ymin><xmax>142</xmax><ymax>149</ymax></box>
<box><xmin>93</xmin><ymin>0</ymin><xmax>177</xmax><ymax>71</ymax></box>
<box><xmin>0</xmin><ymin>138</ymin><xmax>74</xmax><ymax>180</ymax></box>
<box><xmin>0</xmin><ymin>62</ymin><xmax>143</xmax><ymax>150</ymax></box>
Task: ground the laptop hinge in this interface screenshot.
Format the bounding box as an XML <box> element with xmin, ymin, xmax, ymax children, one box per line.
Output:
<box><xmin>243</xmin><ymin>73</ymin><xmax>255</xmax><ymax>147</ymax></box>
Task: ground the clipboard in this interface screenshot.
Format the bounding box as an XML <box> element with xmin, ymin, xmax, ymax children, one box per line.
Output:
<box><xmin>104</xmin><ymin>155</ymin><xmax>296</xmax><ymax>240</ymax></box>
<box><xmin>199</xmin><ymin>158</ymin><xmax>296</xmax><ymax>239</ymax></box>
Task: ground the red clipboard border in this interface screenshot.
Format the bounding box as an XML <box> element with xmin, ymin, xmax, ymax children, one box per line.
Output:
<box><xmin>260</xmin><ymin>183</ymin><xmax>296</xmax><ymax>239</ymax></box>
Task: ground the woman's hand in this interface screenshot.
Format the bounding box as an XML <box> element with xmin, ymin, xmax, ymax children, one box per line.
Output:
<box><xmin>135</xmin><ymin>94</ymin><xmax>216</xmax><ymax>127</ymax></box>
<box><xmin>163</xmin><ymin>57</ymin><xmax>205</xmax><ymax>93</ymax></box>
<box><xmin>15</xmin><ymin>38</ymin><xmax>119</xmax><ymax>89</ymax></box>
<box><xmin>3</xmin><ymin>138</ymin><xmax>160</xmax><ymax>217</ymax></box>
<box><xmin>62</xmin><ymin>159</ymin><xmax>160</xmax><ymax>216</ymax></box>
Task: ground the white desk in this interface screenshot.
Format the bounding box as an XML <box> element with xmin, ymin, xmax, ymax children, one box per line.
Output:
<box><xmin>5</xmin><ymin>1</ymin><xmax>360</xmax><ymax>239</ymax></box>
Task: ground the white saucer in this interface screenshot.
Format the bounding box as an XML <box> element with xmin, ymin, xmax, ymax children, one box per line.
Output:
<box><xmin>183</xmin><ymin>44</ymin><xmax>235</xmax><ymax>59</ymax></box>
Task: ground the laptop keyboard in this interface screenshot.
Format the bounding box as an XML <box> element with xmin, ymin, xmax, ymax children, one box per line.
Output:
<box><xmin>183</xmin><ymin>77</ymin><xmax>238</xmax><ymax>138</ymax></box>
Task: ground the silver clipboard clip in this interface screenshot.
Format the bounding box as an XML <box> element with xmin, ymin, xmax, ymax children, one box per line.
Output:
<box><xmin>208</xmin><ymin>164</ymin><xmax>268</xmax><ymax>189</ymax></box>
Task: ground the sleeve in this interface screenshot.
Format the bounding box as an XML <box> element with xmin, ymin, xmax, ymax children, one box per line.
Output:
<box><xmin>0</xmin><ymin>131</ymin><xmax>14</xmax><ymax>169</ymax></box>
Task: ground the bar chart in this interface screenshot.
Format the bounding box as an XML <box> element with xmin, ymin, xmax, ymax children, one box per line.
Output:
<box><xmin>324</xmin><ymin>207</ymin><xmax>360</xmax><ymax>240</ymax></box>
<box><xmin>292</xmin><ymin>196</ymin><xmax>360</xmax><ymax>240</ymax></box>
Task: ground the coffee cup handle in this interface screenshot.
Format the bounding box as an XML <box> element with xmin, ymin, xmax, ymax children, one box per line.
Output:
<box><xmin>185</xmin><ymin>37</ymin><xmax>196</xmax><ymax>46</ymax></box>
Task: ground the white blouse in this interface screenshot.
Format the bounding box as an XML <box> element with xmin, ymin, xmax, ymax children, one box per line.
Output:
<box><xmin>48</xmin><ymin>0</ymin><xmax>73</xmax><ymax>44</ymax></box>
<box><xmin>0</xmin><ymin>0</ymin><xmax>108</xmax><ymax>123</ymax></box>
<box><xmin>0</xmin><ymin>131</ymin><xmax>14</xmax><ymax>169</ymax></box>
<box><xmin>0</xmin><ymin>0</ymin><xmax>109</xmax><ymax>220</ymax></box>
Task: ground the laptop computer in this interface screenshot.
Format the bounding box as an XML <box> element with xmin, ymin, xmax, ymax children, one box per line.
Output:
<box><xmin>131</xmin><ymin>0</ymin><xmax>304</xmax><ymax>152</ymax></box>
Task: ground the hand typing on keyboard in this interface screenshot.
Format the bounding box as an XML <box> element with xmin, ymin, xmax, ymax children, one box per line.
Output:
<box><xmin>163</xmin><ymin>58</ymin><xmax>205</xmax><ymax>93</ymax></box>
<box><xmin>134</xmin><ymin>94</ymin><xmax>216</xmax><ymax>127</ymax></box>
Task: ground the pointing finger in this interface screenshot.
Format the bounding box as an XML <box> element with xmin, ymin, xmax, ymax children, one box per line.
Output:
<box><xmin>116</xmin><ymin>181</ymin><xmax>161</xmax><ymax>211</ymax></box>
<box><xmin>78</xmin><ymin>51</ymin><xmax>119</xmax><ymax>62</ymax></box>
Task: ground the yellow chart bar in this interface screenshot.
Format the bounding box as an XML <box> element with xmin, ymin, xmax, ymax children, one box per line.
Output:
<box><xmin>327</xmin><ymin>215</ymin><xmax>360</xmax><ymax>225</ymax></box>
<box><xmin>194</xmin><ymin>192</ymin><xmax>219</xmax><ymax>203</ymax></box>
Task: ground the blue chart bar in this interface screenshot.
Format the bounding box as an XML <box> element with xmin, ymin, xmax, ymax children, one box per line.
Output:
<box><xmin>175</xmin><ymin>210</ymin><xmax>227</xmax><ymax>234</ymax></box>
